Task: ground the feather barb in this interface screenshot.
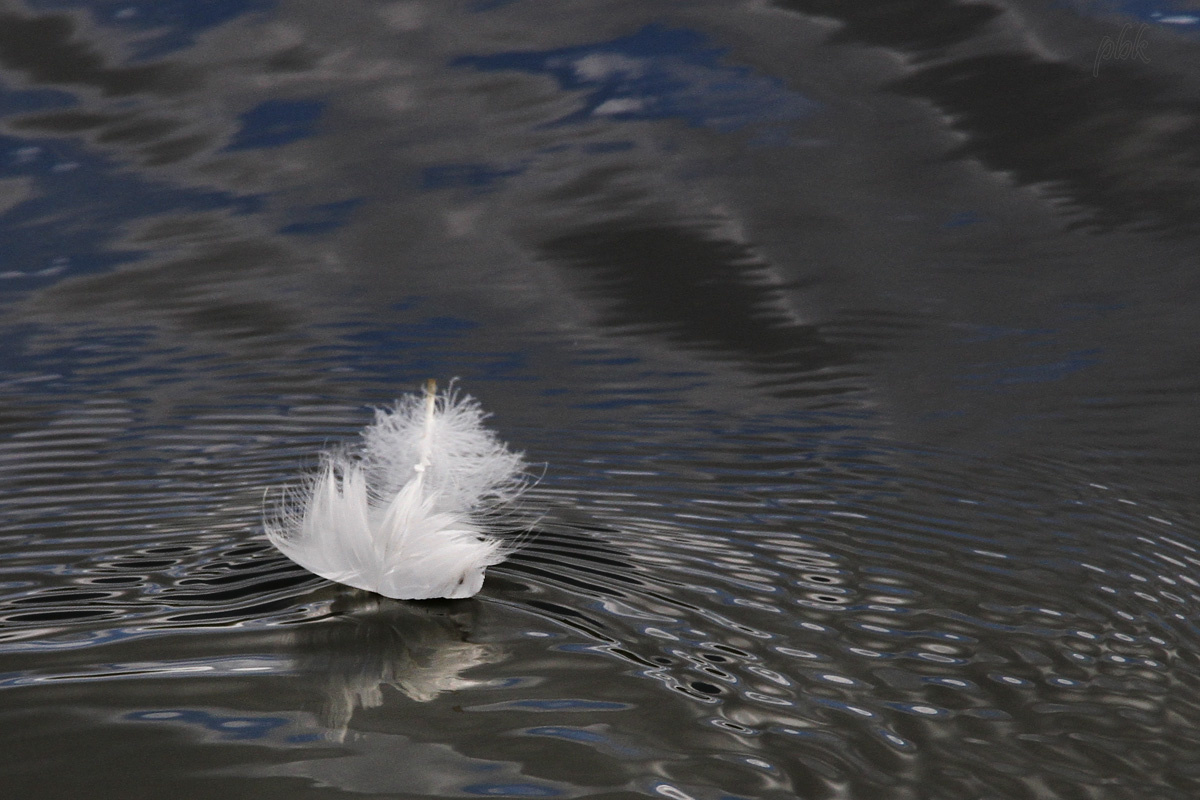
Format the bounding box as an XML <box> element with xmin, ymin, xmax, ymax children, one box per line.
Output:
<box><xmin>265</xmin><ymin>382</ymin><xmax>529</xmax><ymax>599</ymax></box>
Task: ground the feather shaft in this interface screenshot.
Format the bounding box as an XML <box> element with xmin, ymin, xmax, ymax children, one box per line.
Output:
<box><xmin>265</xmin><ymin>383</ymin><xmax>528</xmax><ymax>599</ymax></box>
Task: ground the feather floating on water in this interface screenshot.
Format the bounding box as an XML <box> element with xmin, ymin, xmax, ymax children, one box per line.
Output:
<box><xmin>265</xmin><ymin>381</ymin><xmax>529</xmax><ymax>599</ymax></box>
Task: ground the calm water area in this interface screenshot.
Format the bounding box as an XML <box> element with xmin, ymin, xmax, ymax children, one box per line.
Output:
<box><xmin>2</xmin><ymin>1</ymin><xmax>1200</xmax><ymax>798</ymax></box>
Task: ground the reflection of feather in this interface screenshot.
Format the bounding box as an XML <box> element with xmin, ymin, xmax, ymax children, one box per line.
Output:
<box><xmin>290</xmin><ymin>595</ymin><xmax>505</xmax><ymax>740</ymax></box>
<box><xmin>266</xmin><ymin>381</ymin><xmax>528</xmax><ymax>599</ymax></box>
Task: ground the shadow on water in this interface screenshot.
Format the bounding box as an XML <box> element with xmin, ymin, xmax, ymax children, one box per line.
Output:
<box><xmin>775</xmin><ymin>0</ymin><xmax>1200</xmax><ymax>235</ymax></box>
<box><xmin>540</xmin><ymin>219</ymin><xmax>861</xmax><ymax>401</ymax></box>
<box><xmin>0</xmin><ymin>11</ymin><xmax>180</xmax><ymax>96</ymax></box>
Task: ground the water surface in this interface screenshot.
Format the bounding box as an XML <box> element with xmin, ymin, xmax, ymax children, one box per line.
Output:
<box><xmin>2</xmin><ymin>1</ymin><xmax>1200</xmax><ymax>798</ymax></box>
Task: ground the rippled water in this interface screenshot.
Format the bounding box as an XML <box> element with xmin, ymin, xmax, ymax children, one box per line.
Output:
<box><xmin>3</xmin><ymin>1</ymin><xmax>1200</xmax><ymax>798</ymax></box>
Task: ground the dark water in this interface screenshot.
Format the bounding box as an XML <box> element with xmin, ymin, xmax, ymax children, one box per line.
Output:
<box><xmin>2</xmin><ymin>1</ymin><xmax>1200</xmax><ymax>797</ymax></box>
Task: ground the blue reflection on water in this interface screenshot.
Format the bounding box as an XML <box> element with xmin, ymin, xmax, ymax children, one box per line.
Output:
<box><xmin>525</xmin><ymin>726</ymin><xmax>606</xmax><ymax>743</ymax></box>
<box><xmin>125</xmin><ymin>708</ymin><xmax>290</xmax><ymax>740</ymax></box>
<box><xmin>943</xmin><ymin>210</ymin><xmax>980</xmax><ymax>228</ymax></box>
<box><xmin>28</xmin><ymin>0</ymin><xmax>276</xmax><ymax>59</ymax></box>
<box><xmin>0</xmin><ymin>81</ymin><xmax>74</xmax><ymax>118</ymax></box>
<box><xmin>491</xmin><ymin>698</ymin><xmax>628</xmax><ymax>711</ymax></box>
<box><xmin>1095</xmin><ymin>1</ymin><xmax>1200</xmax><ymax>29</ymax></box>
<box><xmin>470</xmin><ymin>0</ymin><xmax>522</xmax><ymax>11</ymax></box>
<box><xmin>227</xmin><ymin>99</ymin><xmax>326</xmax><ymax>151</ymax></box>
<box><xmin>279</xmin><ymin>197</ymin><xmax>364</xmax><ymax>236</ymax></box>
<box><xmin>462</xmin><ymin>784</ymin><xmax>563</xmax><ymax>797</ymax></box>
<box><xmin>0</xmin><ymin>135</ymin><xmax>260</xmax><ymax>293</ymax></box>
<box><xmin>523</xmin><ymin>726</ymin><xmax>645</xmax><ymax>757</ymax></box>
<box><xmin>961</xmin><ymin>350</ymin><xmax>1101</xmax><ymax>387</ymax></box>
<box><xmin>422</xmin><ymin>162</ymin><xmax>528</xmax><ymax>192</ymax></box>
<box><xmin>0</xmin><ymin>322</ymin><xmax>152</xmax><ymax>381</ymax></box>
<box><xmin>455</xmin><ymin>24</ymin><xmax>816</xmax><ymax>133</ymax></box>
<box><xmin>309</xmin><ymin>316</ymin><xmax>530</xmax><ymax>384</ymax></box>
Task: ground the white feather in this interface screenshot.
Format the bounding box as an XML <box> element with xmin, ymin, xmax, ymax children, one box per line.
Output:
<box><xmin>265</xmin><ymin>381</ymin><xmax>528</xmax><ymax>599</ymax></box>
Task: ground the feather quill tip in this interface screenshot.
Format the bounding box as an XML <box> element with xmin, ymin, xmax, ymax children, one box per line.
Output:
<box><xmin>265</xmin><ymin>382</ymin><xmax>529</xmax><ymax>599</ymax></box>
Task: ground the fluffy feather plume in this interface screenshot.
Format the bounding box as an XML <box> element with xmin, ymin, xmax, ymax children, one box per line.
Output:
<box><xmin>265</xmin><ymin>381</ymin><xmax>528</xmax><ymax>599</ymax></box>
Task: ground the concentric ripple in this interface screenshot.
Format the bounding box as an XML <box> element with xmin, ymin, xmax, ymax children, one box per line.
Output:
<box><xmin>2</xmin><ymin>328</ymin><xmax>1199</xmax><ymax>799</ymax></box>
